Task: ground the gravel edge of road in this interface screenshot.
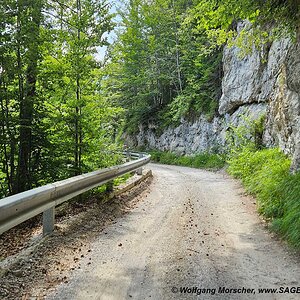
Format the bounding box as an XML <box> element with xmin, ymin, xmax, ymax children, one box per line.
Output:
<box><xmin>0</xmin><ymin>169</ymin><xmax>153</xmax><ymax>299</ymax></box>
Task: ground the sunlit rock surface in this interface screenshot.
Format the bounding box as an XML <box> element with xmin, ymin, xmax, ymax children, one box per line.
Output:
<box><xmin>129</xmin><ymin>33</ymin><xmax>300</xmax><ymax>171</ymax></box>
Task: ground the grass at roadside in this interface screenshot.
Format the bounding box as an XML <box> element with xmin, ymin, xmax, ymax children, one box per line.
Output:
<box><xmin>227</xmin><ymin>146</ymin><xmax>300</xmax><ymax>248</ymax></box>
<box><xmin>149</xmin><ymin>150</ymin><xmax>226</xmax><ymax>170</ymax></box>
<box><xmin>149</xmin><ymin>146</ymin><xmax>300</xmax><ymax>248</ymax></box>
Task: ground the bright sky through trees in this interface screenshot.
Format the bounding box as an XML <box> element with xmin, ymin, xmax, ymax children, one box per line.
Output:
<box><xmin>96</xmin><ymin>0</ymin><xmax>124</xmax><ymax>61</ymax></box>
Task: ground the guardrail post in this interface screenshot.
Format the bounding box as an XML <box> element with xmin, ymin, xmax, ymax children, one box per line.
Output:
<box><xmin>126</xmin><ymin>150</ymin><xmax>130</xmax><ymax>162</ymax></box>
<box><xmin>137</xmin><ymin>153</ymin><xmax>143</xmax><ymax>175</ymax></box>
<box><xmin>43</xmin><ymin>207</ymin><xmax>55</xmax><ymax>236</ymax></box>
<box><xmin>0</xmin><ymin>152</ymin><xmax>151</xmax><ymax>235</ymax></box>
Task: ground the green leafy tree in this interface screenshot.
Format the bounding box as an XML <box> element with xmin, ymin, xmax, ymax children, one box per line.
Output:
<box><xmin>106</xmin><ymin>0</ymin><xmax>223</xmax><ymax>131</ymax></box>
<box><xmin>0</xmin><ymin>0</ymin><xmax>122</xmax><ymax>198</ymax></box>
<box><xmin>0</xmin><ymin>0</ymin><xmax>46</xmax><ymax>194</ymax></box>
<box><xmin>39</xmin><ymin>0</ymin><xmax>119</xmax><ymax>177</ymax></box>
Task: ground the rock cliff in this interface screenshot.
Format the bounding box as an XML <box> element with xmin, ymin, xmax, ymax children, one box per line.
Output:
<box><xmin>128</xmin><ymin>31</ymin><xmax>300</xmax><ymax>172</ymax></box>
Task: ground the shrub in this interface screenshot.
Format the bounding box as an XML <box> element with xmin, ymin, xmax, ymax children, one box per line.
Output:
<box><xmin>273</xmin><ymin>172</ymin><xmax>300</xmax><ymax>247</ymax></box>
<box><xmin>227</xmin><ymin>148</ymin><xmax>291</xmax><ymax>218</ymax></box>
<box><xmin>228</xmin><ymin>146</ymin><xmax>300</xmax><ymax>248</ymax></box>
<box><xmin>149</xmin><ymin>150</ymin><xmax>226</xmax><ymax>170</ymax></box>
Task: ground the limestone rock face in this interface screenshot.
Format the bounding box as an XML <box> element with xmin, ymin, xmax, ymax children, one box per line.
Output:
<box><xmin>219</xmin><ymin>38</ymin><xmax>291</xmax><ymax>115</ymax></box>
<box><xmin>129</xmin><ymin>33</ymin><xmax>300</xmax><ymax>171</ymax></box>
<box><xmin>130</xmin><ymin>103</ymin><xmax>266</xmax><ymax>155</ymax></box>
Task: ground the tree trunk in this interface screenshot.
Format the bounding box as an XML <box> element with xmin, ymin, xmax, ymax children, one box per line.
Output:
<box><xmin>0</xmin><ymin>92</ymin><xmax>12</xmax><ymax>195</ymax></box>
<box><xmin>16</xmin><ymin>0</ymin><xmax>43</xmax><ymax>193</ymax></box>
<box><xmin>172</xmin><ymin>0</ymin><xmax>183</xmax><ymax>94</ymax></box>
<box><xmin>74</xmin><ymin>0</ymin><xmax>82</xmax><ymax>176</ymax></box>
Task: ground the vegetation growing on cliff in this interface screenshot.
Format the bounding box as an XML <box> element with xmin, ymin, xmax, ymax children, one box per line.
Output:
<box><xmin>105</xmin><ymin>0</ymin><xmax>224</xmax><ymax>134</ymax></box>
<box><xmin>105</xmin><ymin>0</ymin><xmax>299</xmax><ymax>133</ymax></box>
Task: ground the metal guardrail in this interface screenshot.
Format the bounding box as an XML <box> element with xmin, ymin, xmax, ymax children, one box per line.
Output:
<box><xmin>0</xmin><ymin>152</ymin><xmax>150</xmax><ymax>236</ymax></box>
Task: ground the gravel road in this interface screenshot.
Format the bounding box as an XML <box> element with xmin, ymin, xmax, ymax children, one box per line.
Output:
<box><xmin>47</xmin><ymin>163</ymin><xmax>300</xmax><ymax>300</ymax></box>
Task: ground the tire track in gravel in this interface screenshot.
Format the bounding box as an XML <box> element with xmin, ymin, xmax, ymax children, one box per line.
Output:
<box><xmin>43</xmin><ymin>163</ymin><xmax>300</xmax><ymax>300</ymax></box>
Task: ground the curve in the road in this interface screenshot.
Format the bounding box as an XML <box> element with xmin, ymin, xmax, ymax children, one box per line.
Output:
<box><xmin>47</xmin><ymin>163</ymin><xmax>300</xmax><ymax>300</ymax></box>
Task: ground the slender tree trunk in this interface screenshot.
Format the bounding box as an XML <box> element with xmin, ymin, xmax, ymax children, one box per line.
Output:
<box><xmin>10</xmin><ymin>138</ymin><xmax>16</xmax><ymax>193</ymax></box>
<box><xmin>74</xmin><ymin>0</ymin><xmax>82</xmax><ymax>176</ymax></box>
<box><xmin>0</xmin><ymin>83</ymin><xmax>12</xmax><ymax>195</ymax></box>
<box><xmin>74</xmin><ymin>106</ymin><xmax>81</xmax><ymax>175</ymax></box>
<box><xmin>16</xmin><ymin>0</ymin><xmax>43</xmax><ymax>193</ymax></box>
<box><xmin>154</xmin><ymin>50</ymin><xmax>162</xmax><ymax>105</ymax></box>
<box><xmin>171</xmin><ymin>0</ymin><xmax>183</xmax><ymax>94</ymax></box>
<box><xmin>15</xmin><ymin>2</ymin><xmax>24</xmax><ymax>193</ymax></box>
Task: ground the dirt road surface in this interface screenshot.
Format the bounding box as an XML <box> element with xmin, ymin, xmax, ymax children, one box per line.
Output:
<box><xmin>46</xmin><ymin>163</ymin><xmax>300</xmax><ymax>300</ymax></box>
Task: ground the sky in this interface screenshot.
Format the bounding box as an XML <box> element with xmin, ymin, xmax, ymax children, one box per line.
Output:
<box><xmin>96</xmin><ymin>0</ymin><xmax>124</xmax><ymax>61</ymax></box>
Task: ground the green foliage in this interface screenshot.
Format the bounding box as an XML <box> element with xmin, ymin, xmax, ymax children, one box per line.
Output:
<box><xmin>0</xmin><ymin>0</ymin><xmax>123</xmax><ymax>198</ymax></box>
<box><xmin>274</xmin><ymin>172</ymin><xmax>300</xmax><ymax>248</ymax></box>
<box><xmin>108</xmin><ymin>0</ymin><xmax>300</xmax><ymax>133</ymax></box>
<box><xmin>106</xmin><ymin>0</ymin><xmax>223</xmax><ymax>132</ymax></box>
<box><xmin>228</xmin><ymin>148</ymin><xmax>291</xmax><ymax>218</ymax></box>
<box><xmin>191</xmin><ymin>0</ymin><xmax>299</xmax><ymax>53</ymax></box>
<box><xmin>226</xmin><ymin>115</ymin><xmax>266</xmax><ymax>156</ymax></box>
<box><xmin>164</xmin><ymin>49</ymin><xmax>222</xmax><ymax>124</ymax></box>
<box><xmin>113</xmin><ymin>172</ymin><xmax>132</xmax><ymax>186</ymax></box>
<box><xmin>150</xmin><ymin>150</ymin><xmax>226</xmax><ymax>170</ymax></box>
<box><xmin>228</xmin><ymin>146</ymin><xmax>300</xmax><ymax>247</ymax></box>
<box><xmin>227</xmin><ymin>120</ymin><xmax>300</xmax><ymax>248</ymax></box>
